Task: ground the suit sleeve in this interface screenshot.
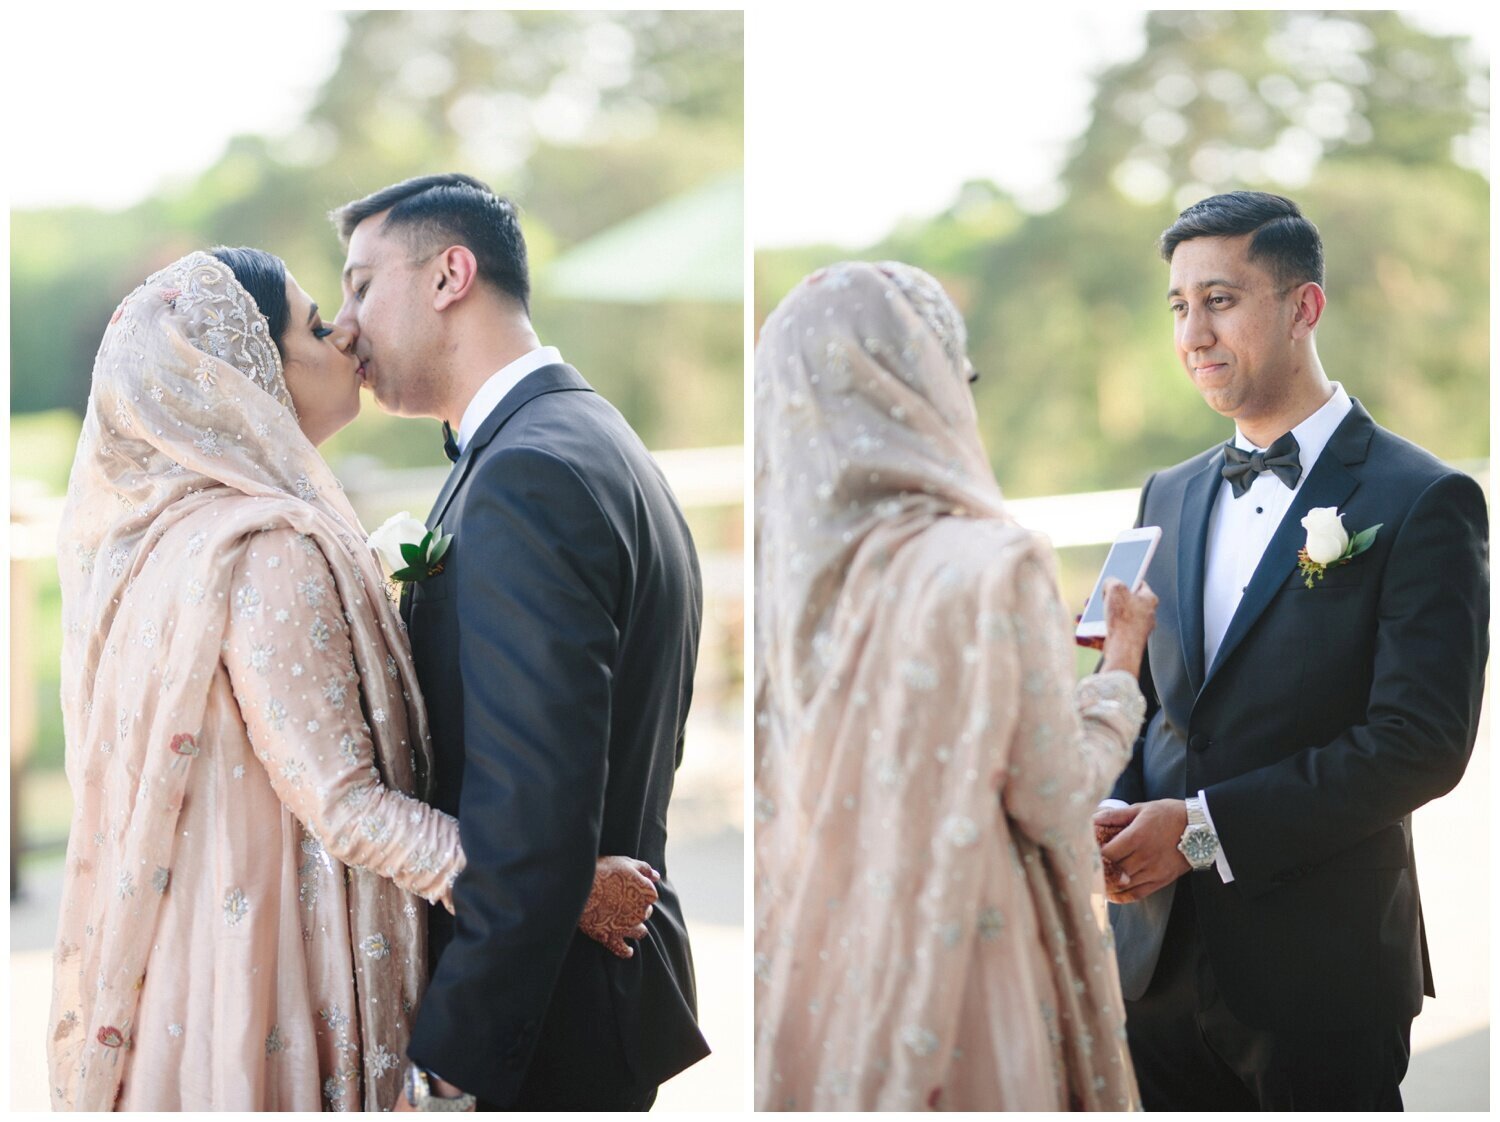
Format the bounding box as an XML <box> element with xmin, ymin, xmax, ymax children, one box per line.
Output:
<box><xmin>1108</xmin><ymin>472</ymin><xmax>1158</xmax><ymax>805</ymax></box>
<box><xmin>1204</xmin><ymin>471</ymin><xmax>1488</xmax><ymax>898</ymax></box>
<box><xmin>406</xmin><ymin>444</ymin><xmax>620</xmax><ymax>1104</ymax></box>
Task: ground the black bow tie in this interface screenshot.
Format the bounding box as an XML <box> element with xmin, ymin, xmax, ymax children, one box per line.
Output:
<box><xmin>1221</xmin><ymin>432</ymin><xmax>1301</xmax><ymax>497</ymax></box>
<box><xmin>442</xmin><ymin>421</ymin><xmax>460</xmax><ymax>463</ymax></box>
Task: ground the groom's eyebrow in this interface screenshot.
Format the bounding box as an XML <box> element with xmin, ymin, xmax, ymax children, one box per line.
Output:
<box><xmin>342</xmin><ymin>261</ymin><xmax>367</xmax><ymax>281</ymax></box>
<box><xmin>1167</xmin><ymin>278</ymin><xmax>1244</xmax><ymax>297</ymax></box>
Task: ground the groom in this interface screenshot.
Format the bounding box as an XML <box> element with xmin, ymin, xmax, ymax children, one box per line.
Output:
<box><xmin>1094</xmin><ymin>191</ymin><xmax>1487</xmax><ymax>1109</ymax></box>
<box><xmin>331</xmin><ymin>173</ymin><xmax>710</xmax><ymax>1109</ymax></box>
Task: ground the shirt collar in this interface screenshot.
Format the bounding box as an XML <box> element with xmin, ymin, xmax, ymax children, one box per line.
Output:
<box><xmin>456</xmin><ymin>346</ymin><xmax>563</xmax><ymax>453</ymax></box>
<box><xmin>1233</xmin><ymin>382</ymin><xmax>1352</xmax><ymax>472</ymax></box>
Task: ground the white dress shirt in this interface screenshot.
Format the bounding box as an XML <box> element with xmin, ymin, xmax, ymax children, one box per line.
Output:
<box><xmin>1197</xmin><ymin>382</ymin><xmax>1352</xmax><ymax>882</ymax></box>
<box><xmin>455</xmin><ymin>345</ymin><xmax>563</xmax><ymax>454</ymax></box>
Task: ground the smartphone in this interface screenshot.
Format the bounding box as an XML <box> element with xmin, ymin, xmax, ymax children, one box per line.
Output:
<box><xmin>1074</xmin><ymin>526</ymin><xmax>1161</xmax><ymax>641</ymax></box>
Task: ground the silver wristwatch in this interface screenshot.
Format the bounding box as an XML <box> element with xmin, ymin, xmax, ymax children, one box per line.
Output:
<box><xmin>403</xmin><ymin>1064</ymin><xmax>477</xmax><ymax>1112</ymax></box>
<box><xmin>1176</xmin><ymin>796</ymin><xmax>1220</xmax><ymax>870</ymax></box>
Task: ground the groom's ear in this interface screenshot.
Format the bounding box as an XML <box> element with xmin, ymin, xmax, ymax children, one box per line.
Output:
<box><xmin>1289</xmin><ymin>281</ymin><xmax>1325</xmax><ymax>339</ymax></box>
<box><xmin>432</xmin><ymin>245</ymin><xmax>479</xmax><ymax>311</ymax></box>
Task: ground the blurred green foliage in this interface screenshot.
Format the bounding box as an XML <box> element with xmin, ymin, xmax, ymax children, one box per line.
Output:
<box><xmin>12</xmin><ymin>10</ymin><xmax>744</xmax><ymax>462</ymax></box>
<box><xmin>756</xmin><ymin>11</ymin><xmax>1488</xmax><ymax>500</ymax></box>
<box><xmin>10</xmin><ymin>410</ymin><xmax>83</xmax><ymax>496</ymax></box>
<box><xmin>16</xmin><ymin>558</ymin><xmax>66</xmax><ymax>773</ymax></box>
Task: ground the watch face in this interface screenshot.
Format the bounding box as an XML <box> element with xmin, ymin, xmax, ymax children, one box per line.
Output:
<box><xmin>1180</xmin><ymin>827</ymin><xmax>1218</xmax><ymax>867</ymax></box>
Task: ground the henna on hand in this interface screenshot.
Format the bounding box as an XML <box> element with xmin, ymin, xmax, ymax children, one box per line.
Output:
<box><xmin>578</xmin><ymin>856</ymin><xmax>660</xmax><ymax>959</ymax></box>
<box><xmin>1094</xmin><ymin>820</ymin><xmax>1125</xmax><ymax>886</ymax></box>
<box><xmin>1074</xmin><ymin>615</ymin><xmax>1105</xmax><ymax>651</ymax></box>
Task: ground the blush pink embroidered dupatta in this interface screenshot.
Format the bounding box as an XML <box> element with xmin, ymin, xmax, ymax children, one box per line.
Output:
<box><xmin>47</xmin><ymin>253</ymin><xmax>438</xmax><ymax>1109</ymax></box>
<box><xmin>754</xmin><ymin>262</ymin><xmax>1141</xmax><ymax>1110</ymax></box>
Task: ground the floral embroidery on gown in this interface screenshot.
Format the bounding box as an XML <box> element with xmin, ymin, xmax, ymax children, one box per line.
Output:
<box><xmin>112</xmin><ymin>528</ymin><xmax>463</xmax><ymax>1111</ymax></box>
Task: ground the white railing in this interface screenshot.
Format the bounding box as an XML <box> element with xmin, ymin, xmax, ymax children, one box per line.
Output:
<box><xmin>14</xmin><ymin>453</ymin><xmax>1488</xmax><ymax>560</ymax></box>
<box><xmin>11</xmin><ymin>445</ymin><xmax>749</xmax><ymax>560</ymax></box>
<box><xmin>1005</xmin><ymin>488</ymin><xmax>1141</xmax><ymax>548</ymax></box>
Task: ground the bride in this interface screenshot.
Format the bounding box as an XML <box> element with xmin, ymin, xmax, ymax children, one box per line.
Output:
<box><xmin>47</xmin><ymin>248</ymin><xmax>657</xmax><ymax>1111</ymax></box>
<box><xmin>754</xmin><ymin>262</ymin><xmax>1152</xmax><ymax>1109</ymax></box>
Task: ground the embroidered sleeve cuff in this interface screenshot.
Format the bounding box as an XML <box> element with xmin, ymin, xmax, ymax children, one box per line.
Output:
<box><xmin>1076</xmin><ymin>670</ymin><xmax>1147</xmax><ymax>743</ymax></box>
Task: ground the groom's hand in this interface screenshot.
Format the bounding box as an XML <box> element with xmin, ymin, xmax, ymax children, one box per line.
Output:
<box><xmin>1093</xmin><ymin>800</ymin><xmax>1190</xmax><ymax>903</ymax></box>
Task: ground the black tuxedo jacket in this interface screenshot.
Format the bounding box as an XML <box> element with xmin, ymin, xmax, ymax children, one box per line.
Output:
<box><xmin>403</xmin><ymin>363</ymin><xmax>710</xmax><ymax>1105</ymax></box>
<box><xmin>1109</xmin><ymin>399</ymin><xmax>1487</xmax><ymax>1032</ymax></box>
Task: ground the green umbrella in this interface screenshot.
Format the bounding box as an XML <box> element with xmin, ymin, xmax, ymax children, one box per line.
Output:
<box><xmin>544</xmin><ymin>172</ymin><xmax>742</xmax><ymax>304</ymax></box>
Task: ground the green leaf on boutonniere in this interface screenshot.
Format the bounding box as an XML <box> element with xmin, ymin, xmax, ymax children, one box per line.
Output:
<box><xmin>384</xmin><ymin>526</ymin><xmax>452</xmax><ymax>587</ymax></box>
<box><xmin>1346</xmin><ymin>523</ymin><xmax>1382</xmax><ymax>559</ymax></box>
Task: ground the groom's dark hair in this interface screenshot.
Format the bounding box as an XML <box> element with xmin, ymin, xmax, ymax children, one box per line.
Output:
<box><xmin>1160</xmin><ymin>191</ymin><xmax>1324</xmax><ymax>290</ymax></box>
<box><xmin>331</xmin><ymin>172</ymin><xmax>530</xmax><ymax>312</ymax></box>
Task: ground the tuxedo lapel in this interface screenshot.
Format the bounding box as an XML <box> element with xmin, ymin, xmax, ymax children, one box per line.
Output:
<box><xmin>425</xmin><ymin>442</ymin><xmax>478</xmax><ymax>533</ymax></box>
<box><xmin>1176</xmin><ymin>455</ymin><xmax>1221</xmax><ymax>697</ymax></box>
<box><xmin>423</xmin><ymin>364</ymin><xmax>593</xmax><ymax>531</ymax></box>
<box><xmin>1201</xmin><ymin>402</ymin><xmax>1375</xmax><ymax>691</ymax></box>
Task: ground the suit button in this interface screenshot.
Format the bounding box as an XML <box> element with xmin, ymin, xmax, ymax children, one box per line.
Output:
<box><xmin>1188</xmin><ymin>733</ymin><xmax>1210</xmax><ymax>752</ymax></box>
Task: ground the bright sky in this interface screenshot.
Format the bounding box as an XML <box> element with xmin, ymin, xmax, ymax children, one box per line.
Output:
<box><xmin>750</xmin><ymin>7</ymin><xmax>1490</xmax><ymax>249</ymax></box>
<box><xmin>749</xmin><ymin>9</ymin><xmax>1146</xmax><ymax>247</ymax></box>
<box><xmin>4</xmin><ymin>7</ymin><xmax>1487</xmax><ymax>229</ymax></box>
<box><xmin>6</xmin><ymin>10</ymin><xmax>347</xmax><ymax>211</ymax></box>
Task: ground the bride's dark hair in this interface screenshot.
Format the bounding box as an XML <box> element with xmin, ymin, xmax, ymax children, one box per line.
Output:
<box><xmin>209</xmin><ymin>246</ymin><xmax>291</xmax><ymax>352</ymax></box>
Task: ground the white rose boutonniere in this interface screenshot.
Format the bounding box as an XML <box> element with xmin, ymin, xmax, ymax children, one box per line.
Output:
<box><xmin>368</xmin><ymin>512</ymin><xmax>453</xmax><ymax>596</ymax></box>
<box><xmin>1297</xmin><ymin>506</ymin><xmax>1381</xmax><ymax>588</ymax></box>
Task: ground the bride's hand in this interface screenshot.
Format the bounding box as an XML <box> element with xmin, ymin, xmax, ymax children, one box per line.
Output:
<box><xmin>1099</xmin><ymin>578</ymin><xmax>1157</xmax><ymax>679</ymax></box>
<box><xmin>578</xmin><ymin>856</ymin><xmax>661</xmax><ymax>959</ymax></box>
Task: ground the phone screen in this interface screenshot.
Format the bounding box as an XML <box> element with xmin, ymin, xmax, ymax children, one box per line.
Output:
<box><xmin>1080</xmin><ymin>539</ymin><xmax>1154</xmax><ymax>624</ymax></box>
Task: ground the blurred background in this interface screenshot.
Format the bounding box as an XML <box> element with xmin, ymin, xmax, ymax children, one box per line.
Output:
<box><xmin>8</xmin><ymin>10</ymin><xmax>743</xmax><ymax>1111</ymax></box>
<box><xmin>753</xmin><ymin>9</ymin><xmax>1488</xmax><ymax>1109</ymax></box>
